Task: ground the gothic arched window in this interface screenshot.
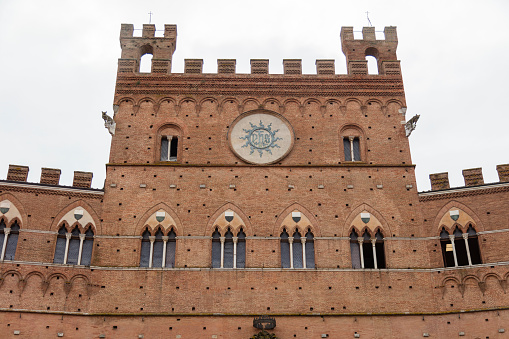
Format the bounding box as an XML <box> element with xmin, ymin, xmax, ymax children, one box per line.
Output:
<box><xmin>350</xmin><ymin>229</ymin><xmax>385</xmax><ymax>269</ymax></box>
<box><xmin>1</xmin><ymin>220</ymin><xmax>20</xmax><ymax>261</ymax></box>
<box><xmin>440</xmin><ymin>225</ymin><xmax>482</xmax><ymax>267</ymax></box>
<box><xmin>280</xmin><ymin>228</ymin><xmax>315</xmax><ymax>269</ymax></box>
<box><xmin>236</xmin><ymin>228</ymin><xmax>246</xmax><ymax>268</ymax></box>
<box><xmin>280</xmin><ymin>229</ymin><xmax>291</xmax><ymax>268</ymax></box>
<box><xmin>140</xmin><ymin>229</ymin><xmax>151</xmax><ymax>267</ymax></box>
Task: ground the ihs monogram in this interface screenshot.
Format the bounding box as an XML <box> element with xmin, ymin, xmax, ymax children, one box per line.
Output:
<box><xmin>240</xmin><ymin>120</ymin><xmax>282</xmax><ymax>157</ymax></box>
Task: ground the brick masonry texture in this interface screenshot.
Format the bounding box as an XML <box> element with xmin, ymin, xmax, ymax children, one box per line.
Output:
<box><xmin>1</xmin><ymin>23</ymin><xmax>509</xmax><ymax>338</ymax></box>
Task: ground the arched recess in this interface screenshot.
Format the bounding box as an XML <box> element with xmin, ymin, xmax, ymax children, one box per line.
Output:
<box><xmin>199</xmin><ymin>97</ymin><xmax>219</xmax><ymax>117</ymax></box>
<box><xmin>155</xmin><ymin>123</ymin><xmax>184</xmax><ymax>163</ymax></box>
<box><xmin>339</xmin><ymin>123</ymin><xmax>367</xmax><ymax>163</ymax></box>
<box><xmin>242</xmin><ymin>98</ymin><xmax>260</xmax><ymax>112</ymax></box>
<box><xmin>434</xmin><ymin>201</ymin><xmax>484</xmax><ymax>233</ymax></box>
<box><xmin>178</xmin><ymin>97</ymin><xmax>197</xmax><ymax>117</ymax></box>
<box><xmin>135</xmin><ymin>203</ymin><xmax>183</xmax><ymax>237</ymax></box>
<box><xmin>274</xmin><ymin>203</ymin><xmax>320</xmax><ymax>236</ymax></box>
<box><xmin>219</xmin><ymin>98</ymin><xmax>240</xmax><ymax>115</ymax></box>
<box><xmin>206</xmin><ymin>202</ymin><xmax>251</xmax><ymax>236</ymax></box>
<box><xmin>51</xmin><ymin>200</ymin><xmax>101</xmax><ymax>234</ymax></box>
<box><xmin>157</xmin><ymin>97</ymin><xmax>177</xmax><ymax>117</ymax></box>
<box><xmin>262</xmin><ymin>98</ymin><xmax>282</xmax><ymax>113</ymax></box>
<box><xmin>0</xmin><ymin>193</ymin><xmax>27</xmax><ymax>227</ymax></box>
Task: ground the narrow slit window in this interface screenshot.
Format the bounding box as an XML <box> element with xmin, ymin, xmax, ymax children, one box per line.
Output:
<box><xmin>305</xmin><ymin>230</ymin><xmax>315</xmax><ymax>269</ymax></box>
<box><xmin>280</xmin><ymin>229</ymin><xmax>290</xmax><ymax>268</ymax></box>
<box><xmin>440</xmin><ymin>228</ymin><xmax>455</xmax><ymax>267</ymax></box>
<box><xmin>67</xmin><ymin>226</ymin><xmax>81</xmax><ymax>265</ymax></box>
<box><xmin>467</xmin><ymin>225</ymin><xmax>482</xmax><ymax>265</ymax></box>
<box><xmin>236</xmin><ymin>228</ymin><xmax>246</xmax><ymax>268</ymax></box>
<box><xmin>3</xmin><ymin>221</ymin><xmax>19</xmax><ymax>261</ymax></box>
<box><xmin>362</xmin><ymin>231</ymin><xmax>375</xmax><ymax>268</ymax></box>
<box><xmin>53</xmin><ymin>226</ymin><xmax>67</xmax><ymax>264</ymax></box>
<box><xmin>165</xmin><ymin>229</ymin><xmax>176</xmax><ymax>268</ymax></box>
<box><xmin>350</xmin><ymin>230</ymin><xmax>361</xmax><ymax>269</ymax></box>
<box><xmin>453</xmin><ymin>227</ymin><xmax>468</xmax><ymax>266</ymax></box>
<box><xmin>211</xmin><ymin>228</ymin><xmax>221</xmax><ymax>268</ymax></box>
<box><xmin>223</xmin><ymin>229</ymin><xmax>234</xmax><ymax>268</ymax></box>
<box><xmin>375</xmin><ymin>230</ymin><xmax>386</xmax><ymax>269</ymax></box>
<box><xmin>80</xmin><ymin>228</ymin><xmax>94</xmax><ymax>266</ymax></box>
<box><xmin>293</xmin><ymin>231</ymin><xmax>303</xmax><ymax>268</ymax></box>
<box><xmin>152</xmin><ymin>228</ymin><xmax>164</xmax><ymax>268</ymax></box>
<box><xmin>139</xmin><ymin>229</ymin><xmax>151</xmax><ymax>267</ymax></box>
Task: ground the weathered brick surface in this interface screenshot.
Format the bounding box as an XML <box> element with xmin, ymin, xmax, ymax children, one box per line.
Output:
<box><xmin>1</xmin><ymin>23</ymin><xmax>509</xmax><ymax>337</ymax></box>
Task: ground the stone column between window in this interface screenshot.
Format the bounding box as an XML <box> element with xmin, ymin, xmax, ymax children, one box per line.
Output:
<box><xmin>301</xmin><ymin>237</ymin><xmax>307</xmax><ymax>269</ymax></box>
<box><xmin>162</xmin><ymin>236</ymin><xmax>168</xmax><ymax>267</ymax></box>
<box><xmin>220</xmin><ymin>236</ymin><xmax>225</xmax><ymax>268</ymax></box>
<box><xmin>358</xmin><ymin>237</ymin><xmax>365</xmax><ymax>269</ymax></box>
<box><xmin>77</xmin><ymin>233</ymin><xmax>86</xmax><ymax>265</ymax></box>
<box><xmin>63</xmin><ymin>233</ymin><xmax>72</xmax><ymax>265</ymax></box>
<box><xmin>371</xmin><ymin>239</ymin><xmax>378</xmax><ymax>269</ymax></box>
<box><xmin>233</xmin><ymin>237</ymin><xmax>238</xmax><ymax>269</ymax></box>
<box><xmin>462</xmin><ymin>233</ymin><xmax>472</xmax><ymax>266</ymax></box>
<box><xmin>148</xmin><ymin>236</ymin><xmax>155</xmax><ymax>268</ymax></box>
<box><xmin>0</xmin><ymin>228</ymin><xmax>10</xmax><ymax>261</ymax></box>
<box><xmin>289</xmin><ymin>237</ymin><xmax>294</xmax><ymax>269</ymax></box>
<box><xmin>448</xmin><ymin>235</ymin><xmax>458</xmax><ymax>267</ymax></box>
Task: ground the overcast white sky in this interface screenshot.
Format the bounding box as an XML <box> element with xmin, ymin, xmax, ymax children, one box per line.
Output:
<box><xmin>0</xmin><ymin>0</ymin><xmax>508</xmax><ymax>191</ymax></box>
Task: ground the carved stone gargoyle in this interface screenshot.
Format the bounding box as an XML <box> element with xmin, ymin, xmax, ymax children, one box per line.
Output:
<box><xmin>101</xmin><ymin>111</ymin><xmax>116</xmax><ymax>136</ymax></box>
<box><xmin>405</xmin><ymin>114</ymin><xmax>420</xmax><ymax>137</ymax></box>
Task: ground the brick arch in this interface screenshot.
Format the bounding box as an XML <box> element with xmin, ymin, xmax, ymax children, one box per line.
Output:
<box><xmin>70</xmin><ymin>274</ymin><xmax>90</xmax><ymax>286</ymax></box>
<box><xmin>0</xmin><ymin>193</ymin><xmax>27</xmax><ymax>227</ymax></box>
<box><xmin>482</xmin><ymin>272</ymin><xmax>502</xmax><ymax>283</ymax></box>
<box><xmin>274</xmin><ymin>203</ymin><xmax>320</xmax><ymax>237</ymax></box>
<box><xmin>1</xmin><ymin>269</ymin><xmax>22</xmax><ymax>282</ymax></box>
<box><xmin>365</xmin><ymin>98</ymin><xmax>383</xmax><ymax>106</ymax></box>
<box><xmin>343</xmin><ymin>203</ymin><xmax>391</xmax><ymax>237</ymax></box>
<box><xmin>462</xmin><ymin>274</ymin><xmax>481</xmax><ymax>284</ymax></box>
<box><xmin>136</xmin><ymin>97</ymin><xmax>156</xmax><ymax>107</ymax></box>
<box><xmin>206</xmin><ymin>202</ymin><xmax>251</xmax><ymax>237</ymax></box>
<box><xmin>441</xmin><ymin>276</ymin><xmax>461</xmax><ymax>287</ymax></box>
<box><xmin>241</xmin><ymin>98</ymin><xmax>261</xmax><ymax>112</ymax></box>
<box><xmin>135</xmin><ymin>202</ymin><xmax>183</xmax><ymax>236</ymax></box>
<box><xmin>434</xmin><ymin>200</ymin><xmax>484</xmax><ymax>233</ymax></box>
<box><xmin>51</xmin><ymin>200</ymin><xmax>101</xmax><ymax>234</ymax></box>
<box><xmin>385</xmin><ymin>98</ymin><xmax>405</xmax><ymax>108</ymax></box>
<box><xmin>344</xmin><ymin>97</ymin><xmax>363</xmax><ymax>108</ymax></box>
<box><xmin>115</xmin><ymin>97</ymin><xmax>135</xmax><ymax>106</ymax></box>
<box><xmin>262</xmin><ymin>97</ymin><xmax>281</xmax><ymax>108</ymax></box>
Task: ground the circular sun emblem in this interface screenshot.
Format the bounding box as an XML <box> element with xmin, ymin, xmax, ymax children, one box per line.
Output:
<box><xmin>229</xmin><ymin>110</ymin><xmax>294</xmax><ymax>165</ymax></box>
<box><xmin>241</xmin><ymin>120</ymin><xmax>282</xmax><ymax>157</ymax></box>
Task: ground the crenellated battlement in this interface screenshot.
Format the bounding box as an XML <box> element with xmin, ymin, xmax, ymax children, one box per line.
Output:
<box><xmin>4</xmin><ymin>164</ymin><xmax>94</xmax><ymax>189</ymax></box>
<box><xmin>428</xmin><ymin>164</ymin><xmax>509</xmax><ymax>191</ymax></box>
<box><xmin>117</xmin><ymin>24</ymin><xmax>401</xmax><ymax>76</ymax></box>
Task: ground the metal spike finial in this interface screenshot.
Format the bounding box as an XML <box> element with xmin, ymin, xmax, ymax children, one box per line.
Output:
<box><xmin>366</xmin><ymin>11</ymin><xmax>372</xmax><ymax>27</ymax></box>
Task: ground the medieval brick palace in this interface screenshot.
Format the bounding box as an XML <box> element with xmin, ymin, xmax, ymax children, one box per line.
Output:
<box><xmin>1</xmin><ymin>23</ymin><xmax>509</xmax><ymax>338</ymax></box>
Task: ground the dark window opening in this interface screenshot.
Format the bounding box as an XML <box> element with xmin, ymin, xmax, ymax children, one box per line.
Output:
<box><xmin>3</xmin><ymin>221</ymin><xmax>19</xmax><ymax>261</ymax></box>
<box><xmin>53</xmin><ymin>226</ymin><xmax>67</xmax><ymax>264</ymax></box>
<box><xmin>81</xmin><ymin>228</ymin><xmax>94</xmax><ymax>266</ymax></box>
<box><xmin>362</xmin><ymin>231</ymin><xmax>375</xmax><ymax>269</ymax></box>
<box><xmin>467</xmin><ymin>225</ymin><xmax>482</xmax><ymax>265</ymax></box>
<box><xmin>293</xmin><ymin>231</ymin><xmax>303</xmax><ymax>268</ymax></box>
<box><xmin>305</xmin><ymin>230</ymin><xmax>315</xmax><ymax>269</ymax></box>
<box><xmin>344</xmin><ymin>137</ymin><xmax>361</xmax><ymax>161</ymax></box>
<box><xmin>223</xmin><ymin>228</ymin><xmax>234</xmax><ymax>268</ymax></box>
<box><xmin>139</xmin><ymin>229</ymin><xmax>151</xmax><ymax>267</ymax></box>
<box><xmin>440</xmin><ymin>228</ymin><xmax>455</xmax><ymax>267</ymax></box>
<box><xmin>211</xmin><ymin>228</ymin><xmax>221</xmax><ymax>268</ymax></box>
<box><xmin>166</xmin><ymin>229</ymin><xmax>176</xmax><ymax>268</ymax></box>
<box><xmin>375</xmin><ymin>230</ymin><xmax>386</xmax><ymax>269</ymax></box>
<box><xmin>152</xmin><ymin>228</ymin><xmax>164</xmax><ymax>268</ymax></box>
<box><xmin>280</xmin><ymin>229</ymin><xmax>290</xmax><ymax>268</ymax></box>
<box><xmin>453</xmin><ymin>227</ymin><xmax>468</xmax><ymax>266</ymax></box>
<box><xmin>236</xmin><ymin>228</ymin><xmax>246</xmax><ymax>269</ymax></box>
<box><xmin>350</xmin><ymin>230</ymin><xmax>361</xmax><ymax>269</ymax></box>
<box><xmin>67</xmin><ymin>226</ymin><xmax>81</xmax><ymax>265</ymax></box>
<box><xmin>161</xmin><ymin>136</ymin><xmax>179</xmax><ymax>161</ymax></box>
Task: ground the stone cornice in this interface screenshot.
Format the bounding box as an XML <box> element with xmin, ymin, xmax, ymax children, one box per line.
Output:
<box><xmin>0</xmin><ymin>180</ymin><xmax>104</xmax><ymax>199</ymax></box>
<box><xmin>418</xmin><ymin>182</ymin><xmax>509</xmax><ymax>202</ymax></box>
<box><xmin>114</xmin><ymin>74</ymin><xmax>404</xmax><ymax>98</ymax></box>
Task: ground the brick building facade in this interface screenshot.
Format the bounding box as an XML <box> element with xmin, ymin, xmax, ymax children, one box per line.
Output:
<box><xmin>1</xmin><ymin>24</ymin><xmax>509</xmax><ymax>338</ymax></box>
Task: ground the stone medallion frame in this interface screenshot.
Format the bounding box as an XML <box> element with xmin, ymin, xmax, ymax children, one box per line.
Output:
<box><xmin>227</xmin><ymin>109</ymin><xmax>295</xmax><ymax>165</ymax></box>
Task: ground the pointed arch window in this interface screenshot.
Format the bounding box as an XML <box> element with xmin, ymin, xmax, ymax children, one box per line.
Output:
<box><xmin>280</xmin><ymin>229</ymin><xmax>315</xmax><ymax>269</ymax></box>
<box><xmin>1</xmin><ymin>220</ymin><xmax>20</xmax><ymax>261</ymax></box>
<box><xmin>139</xmin><ymin>229</ymin><xmax>151</xmax><ymax>267</ymax></box>
<box><xmin>350</xmin><ymin>229</ymin><xmax>385</xmax><ymax>269</ymax></box>
<box><xmin>53</xmin><ymin>224</ymin><xmax>94</xmax><ymax>265</ymax></box>
<box><xmin>139</xmin><ymin>227</ymin><xmax>177</xmax><ymax>268</ymax></box>
<box><xmin>280</xmin><ymin>229</ymin><xmax>291</xmax><ymax>268</ymax></box>
<box><xmin>440</xmin><ymin>225</ymin><xmax>481</xmax><ymax>267</ymax></box>
<box><xmin>211</xmin><ymin>227</ymin><xmax>245</xmax><ymax>269</ymax></box>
